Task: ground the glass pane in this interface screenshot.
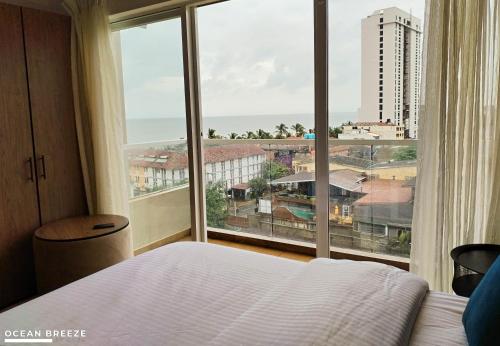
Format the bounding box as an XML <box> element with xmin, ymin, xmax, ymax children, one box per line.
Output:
<box><xmin>116</xmin><ymin>18</ymin><xmax>191</xmax><ymax>254</ymax></box>
<box><xmin>328</xmin><ymin>0</ymin><xmax>424</xmax><ymax>258</ymax></box>
<box><xmin>197</xmin><ymin>0</ymin><xmax>316</xmax><ymax>249</ymax></box>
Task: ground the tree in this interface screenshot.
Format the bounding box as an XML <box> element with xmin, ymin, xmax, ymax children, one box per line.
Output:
<box><xmin>329</xmin><ymin>126</ymin><xmax>343</xmax><ymax>138</ymax></box>
<box><xmin>291</xmin><ymin>123</ymin><xmax>305</xmax><ymax>137</ymax></box>
<box><xmin>274</xmin><ymin>123</ymin><xmax>289</xmax><ymax>139</ymax></box>
<box><xmin>256</xmin><ymin>129</ymin><xmax>273</xmax><ymax>139</ymax></box>
<box><xmin>208</xmin><ymin>128</ymin><xmax>217</xmax><ymax>139</ymax></box>
<box><xmin>248</xmin><ymin>177</ymin><xmax>267</xmax><ymax>200</ymax></box>
<box><xmin>393</xmin><ymin>146</ymin><xmax>417</xmax><ymax>161</ymax></box>
<box><xmin>205</xmin><ymin>182</ymin><xmax>228</xmax><ymax>228</ymax></box>
<box><xmin>263</xmin><ymin>161</ymin><xmax>291</xmax><ymax>180</ymax></box>
<box><xmin>228</xmin><ymin>132</ymin><xmax>239</xmax><ymax>139</ymax></box>
<box><xmin>245</xmin><ymin>131</ymin><xmax>257</xmax><ymax>139</ymax></box>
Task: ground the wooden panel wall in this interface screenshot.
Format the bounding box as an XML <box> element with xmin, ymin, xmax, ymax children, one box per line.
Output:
<box><xmin>22</xmin><ymin>8</ymin><xmax>87</xmax><ymax>224</ymax></box>
<box><xmin>0</xmin><ymin>3</ymin><xmax>39</xmax><ymax>308</ymax></box>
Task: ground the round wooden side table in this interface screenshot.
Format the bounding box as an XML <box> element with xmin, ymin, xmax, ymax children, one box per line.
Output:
<box><xmin>33</xmin><ymin>214</ymin><xmax>133</xmax><ymax>293</ymax></box>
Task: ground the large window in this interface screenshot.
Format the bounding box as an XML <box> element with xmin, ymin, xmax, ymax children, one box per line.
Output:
<box><xmin>116</xmin><ymin>17</ymin><xmax>191</xmax><ymax>253</ymax></box>
<box><xmin>197</xmin><ymin>0</ymin><xmax>317</xmax><ymax>247</ymax></box>
<box><xmin>328</xmin><ymin>0</ymin><xmax>424</xmax><ymax>257</ymax></box>
<box><xmin>112</xmin><ymin>0</ymin><xmax>425</xmax><ymax>260</ymax></box>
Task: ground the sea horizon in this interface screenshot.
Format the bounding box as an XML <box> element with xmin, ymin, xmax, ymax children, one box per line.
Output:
<box><xmin>126</xmin><ymin>112</ymin><xmax>357</xmax><ymax>144</ymax></box>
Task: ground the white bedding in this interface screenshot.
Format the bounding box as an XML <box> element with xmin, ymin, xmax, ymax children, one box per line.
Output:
<box><xmin>0</xmin><ymin>242</ymin><xmax>460</xmax><ymax>345</ymax></box>
<box><xmin>409</xmin><ymin>292</ymin><xmax>468</xmax><ymax>345</ymax></box>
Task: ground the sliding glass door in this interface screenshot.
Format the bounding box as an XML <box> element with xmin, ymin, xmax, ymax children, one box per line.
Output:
<box><xmin>112</xmin><ymin>0</ymin><xmax>428</xmax><ymax>261</ymax></box>
<box><xmin>328</xmin><ymin>0</ymin><xmax>424</xmax><ymax>259</ymax></box>
<box><xmin>114</xmin><ymin>15</ymin><xmax>192</xmax><ymax>254</ymax></box>
<box><xmin>196</xmin><ymin>0</ymin><xmax>318</xmax><ymax>254</ymax></box>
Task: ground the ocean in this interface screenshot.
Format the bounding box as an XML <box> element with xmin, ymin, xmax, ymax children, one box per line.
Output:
<box><xmin>126</xmin><ymin>112</ymin><xmax>357</xmax><ymax>144</ymax></box>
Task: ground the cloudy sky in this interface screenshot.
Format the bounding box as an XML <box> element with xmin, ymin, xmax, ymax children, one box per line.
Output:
<box><xmin>120</xmin><ymin>0</ymin><xmax>425</xmax><ymax>119</ymax></box>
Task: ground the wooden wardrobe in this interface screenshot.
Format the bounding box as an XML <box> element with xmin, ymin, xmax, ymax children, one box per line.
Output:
<box><xmin>0</xmin><ymin>3</ymin><xmax>87</xmax><ymax>309</ymax></box>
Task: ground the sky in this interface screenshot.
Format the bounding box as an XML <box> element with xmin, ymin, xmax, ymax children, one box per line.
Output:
<box><xmin>119</xmin><ymin>0</ymin><xmax>425</xmax><ymax>119</ymax></box>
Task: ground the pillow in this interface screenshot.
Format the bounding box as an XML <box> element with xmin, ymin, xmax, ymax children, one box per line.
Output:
<box><xmin>462</xmin><ymin>256</ymin><xmax>500</xmax><ymax>346</ymax></box>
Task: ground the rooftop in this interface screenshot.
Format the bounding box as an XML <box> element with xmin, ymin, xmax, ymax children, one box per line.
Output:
<box><xmin>129</xmin><ymin>144</ymin><xmax>265</xmax><ymax>170</ymax></box>
<box><xmin>354</xmin><ymin>179</ymin><xmax>413</xmax><ymax>205</ymax></box>
<box><xmin>271</xmin><ymin>169</ymin><xmax>366</xmax><ymax>192</ymax></box>
<box><xmin>344</xmin><ymin>121</ymin><xmax>399</xmax><ymax>127</ymax></box>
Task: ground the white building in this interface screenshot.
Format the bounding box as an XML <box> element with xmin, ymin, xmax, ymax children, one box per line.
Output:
<box><xmin>131</xmin><ymin>145</ymin><xmax>266</xmax><ymax>193</ymax></box>
<box><xmin>359</xmin><ymin>7</ymin><xmax>422</xmax><ymax>138</ymax></box>
<box><xmin>340</xmin><ymin>121</ymin><xmax>405</xmax><ymax>140</ymax></box>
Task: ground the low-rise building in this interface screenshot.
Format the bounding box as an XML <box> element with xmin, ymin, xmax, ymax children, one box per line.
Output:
<box><xmin>128</xmin><ymin>144</ymin><xmax>266</xmax><ymax>196</ymax></box>
<box><xmin>340</xmin><ymin>121</ymin><xmax>405</xmax><ymax>140</ymax></box>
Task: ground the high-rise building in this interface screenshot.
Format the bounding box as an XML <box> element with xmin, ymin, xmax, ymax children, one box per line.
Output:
<box><xmin>359</xmin><ymin>8</ymin><xmax>422</xmax><ymax>138</ymax></box>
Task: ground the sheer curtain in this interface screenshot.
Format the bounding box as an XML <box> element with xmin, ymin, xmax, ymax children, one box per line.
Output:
<box><xmin>63</xmin><ymin>0</ymin><xmax>129</xmax><ymax>216</ymax></box>
<box><xmin>411</xmin><ymin>0</ymin><xmax>500</xmax><ymax>292</ymax></box>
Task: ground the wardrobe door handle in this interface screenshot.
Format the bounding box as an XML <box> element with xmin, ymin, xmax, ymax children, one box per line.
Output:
<box><xmin>38</xmin><ymin>155</ymin><xmax>47</xmax><ymax>179</ymax></box>
<box><xmin>27</xmin><ymin>157</ymin><xmax>34</xmax><ymax>182</ymax></box>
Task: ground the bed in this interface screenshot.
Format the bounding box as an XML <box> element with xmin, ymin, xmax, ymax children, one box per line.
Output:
<box><xmin>0</xmin><ymin>242</ymin><xmax>467</xmax><ymax>345</ymax></box>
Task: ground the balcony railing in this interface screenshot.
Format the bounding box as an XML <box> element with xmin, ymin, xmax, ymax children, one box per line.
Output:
<box><xmin>124</xmin><ymin>138</ymin><xmax>417</xmax><ymax>259</ymax></box>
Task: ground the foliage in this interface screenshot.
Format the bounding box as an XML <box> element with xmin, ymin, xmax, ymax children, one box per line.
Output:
<box><xmin>275</xmin><ymin>123</ymin><xmax>290</xmax><ymax>138</ymax></box>
<box><xmin>245</xmin><ymin>131</ymin><xmax>258</xmax><ymax>139</ymax></box>
<box><xmin>228</xmin><ymin>132</ymin><xmax>239</xmax><ymax>139</ymax></box>
<box><xmin>205</xmin><ymin>182</ymin><xmax>228</xmax><ymax>228</ymax></box>
<box><xmin>248</xmin><ymin>177</ymin><xmax>268</xmax><ymax>199</ymax></box>
<box><xmin>263</xmin><ymin>161</ymin><xmax>291</xmax><ymax>180</ymax></box>
<box><xmin>208</xmin><ymin>128</ymin><xmax>217</xmax><ymax>139</ymax></box>
<box><xmin>291</xmin><ymin>123</ymin><xmax>305</xmax><ymax>137</ymax></box>
<box><xmin>328</xmin><ymin>126</ymin><xmax>343</xmax><ymax>138</ymax></box>
<box><xmin>256</xmin><ymin>129</ymin><xmax>273</xmax><ymax>139</ymax></box>
<box><xmin>393</xmin><ymin>146</ymin><xmax>417</xmax><ymax>161</ymax></box>
<box><xmin>388</xmin><ymin>230</ymin><xmax>411</xmax><ymax>256</ymax></box>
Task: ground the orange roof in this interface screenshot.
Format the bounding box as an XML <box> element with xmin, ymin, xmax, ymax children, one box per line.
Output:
<box><xmin>204</xmin><ymin>144</ymin><xmax>265</xmax><ymax>163</ymax></box>
<box><xmin>129</xmin><ymin>144</ymin><xmax>265</xmax><ymax>171</ymax></box>
<box><xmin>354</xmin><ymin>179</ymin><xmax>413</xmax><ymax>205</ymax></box>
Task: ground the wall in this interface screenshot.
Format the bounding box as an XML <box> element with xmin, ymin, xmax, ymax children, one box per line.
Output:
<box><xmin>129</xmin><ymin>185</ymin><xmax>191</xmax><ymax>250</ymax></box>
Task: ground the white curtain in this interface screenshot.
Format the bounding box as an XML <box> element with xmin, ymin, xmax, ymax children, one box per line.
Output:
<box><xmin>63</xmin><ymin>0</ymin><xmax>129</xmax><ymax>216</ymax></box>
<box><xmin>411</xmin><ymin>0</ymin><xmax>500</xmax><ymax>292</ymax></box>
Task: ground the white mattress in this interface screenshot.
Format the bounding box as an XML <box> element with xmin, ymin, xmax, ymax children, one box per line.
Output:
<box><xmin>0</xmin><ymin>242</ymin><xmax>466</xmax><ymax>345</ymax></box>
<box><xmin>410</xmin><ymin>291</ymin><xmax>468</xmax><ymax>345</ymax></box>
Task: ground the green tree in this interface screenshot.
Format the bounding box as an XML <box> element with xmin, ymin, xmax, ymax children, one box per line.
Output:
<box><xmin>228</xmin><ymin>132</ymin><xmax>239</xmax><ymax>139</ymax></box>
<box><xmin>248</xmin><ymin>177</ymin><xmax>267</xmax><ymax>200</ymax></box>
<box><xmin>245</xmin><ymin>131</ymin><xmax>257</xmax><ymax>139</ymax></box>
<box><xmin>275</xmin><ymin>123</ymin><xmax>289</xmax><ymax>138</ymax></box>
<box><xmin>291</xmin><ymin>123</ymin><xmax>306</xmax><ymax>137</ymax></box>
<box><xmin>328</xmin><ymin>126</ymin><xmax>343</xmax><ymax>138</ymax></box>
<box><xmin>205</xmin><ymin>182</ymin><xmax>228</xmax><ymax>228</ymax></box>
<box><xmin>256</xmin><ymin>129</ymin><xmax>273</xmax><ymax>139</ymax></box>
<box><xmin>263</xmin><ymin>161</ymin><xmax>291</xmax><ymax>180</ymax></box>
<box><xmin>208</xmin><ymin>128</ymin><xmax>217</xmax><ymax>139</ymax></box>
<box><xmin>393</xmin><ymin>146</ymin><xmax>417</xmax><ymax>161</ymax></box>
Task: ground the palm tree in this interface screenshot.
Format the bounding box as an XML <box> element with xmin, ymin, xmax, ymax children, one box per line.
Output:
<box><xmin>291</xmin><ymin>123</ymin><xmax>305</xmax><ymax>137</ymax></box>
<box><xmin>245</xmin><ymin>131</ymin><xmax>257</xmax><ymax>139</ymax></box>
<box><xmin>228</xmin><ymin>132</ymin><xmax>239</xmax><ymax>139</ymax></box>
<box><xmin>257</xmin><ymin>129</ymin><xmax>272</xmax><ymax>139</ymax></box>
<box><xmin>208</xmin><ymin>128</ymin><xmax>217</xmax><ymax>139</ymax></box>
<box><xmin>275</xmin><ymin>123</ymin><xmax>289</xmax><ymax>139</ymax></box>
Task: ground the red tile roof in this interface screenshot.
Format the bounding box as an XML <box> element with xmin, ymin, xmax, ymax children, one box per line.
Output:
<box><xmin>129</xmin><ymin>144</ymin><xmax>265</xmax><ymax>170</ymax></box>
<box><xmin>204</xmin><ymin>144</ymin><xmax>265</xmax><ymax>164</ymax></box>
<box><xmin>353</xmin><ymin>179</ymin><xmax>413</xmax><ymax>205</ymax></box>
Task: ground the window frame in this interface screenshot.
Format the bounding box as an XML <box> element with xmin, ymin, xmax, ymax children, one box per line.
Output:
<box><xmin>111</xmin><ymin>0</ymin><xmax>332</xmax><ymax>259</ymax></box>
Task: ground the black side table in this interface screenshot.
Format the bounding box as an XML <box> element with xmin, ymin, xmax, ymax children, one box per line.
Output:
<box><xmin>450</xmin><ymin>244</ymin><xmax>500</xmax><ymax>297</ymax></box>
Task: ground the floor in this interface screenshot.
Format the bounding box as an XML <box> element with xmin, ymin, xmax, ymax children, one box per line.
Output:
<box><xmin>207</xmin><ymin>238</ymin><xmax>313</xmax><ymax>262</ymax></box>
<box><xmin>180</xmin><ymin>236</ymin><xmax>312</xmax><ymax>262</ymax></box>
